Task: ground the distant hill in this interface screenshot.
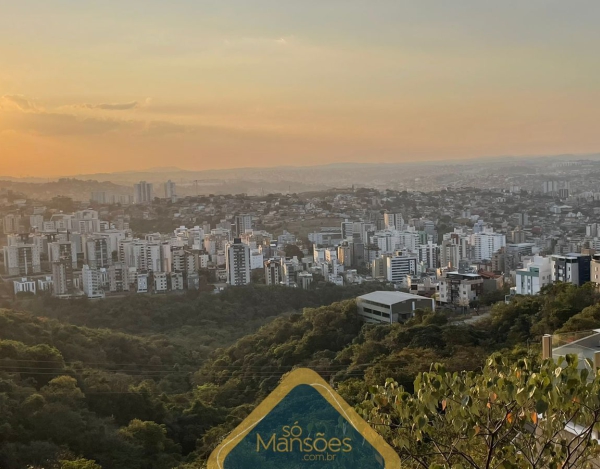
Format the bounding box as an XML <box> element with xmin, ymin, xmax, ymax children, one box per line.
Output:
<box><xmin>2</xmin><ymin>152</ymin><xmax>600</xmax><ymax>198</ymax></box>
<box><xmin>0</xmin><ymin>178</ymin><xmax>131</xmax><ymax>202</ymax></box>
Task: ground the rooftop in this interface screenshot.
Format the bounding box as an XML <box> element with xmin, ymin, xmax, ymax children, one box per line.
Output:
<box><xmin>358</xmin><ymin>291</ymin><xmax>432</xmax><ymax>305</ymax></box>
<box><xmin>552</xmin><ymin>330</ymin><xmax>600</xmax><ymax>374</ymax></box>
<box><xmin>446</xmin><ymin>271</ymin><xmax>482</xmax><ymax>278</ymax></box>
<box><xmin>552</xmin><ymin>253</ymin><xmax>590</xmax><ymax>259</ymax></box>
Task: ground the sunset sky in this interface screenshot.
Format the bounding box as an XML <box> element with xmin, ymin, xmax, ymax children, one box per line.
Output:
<box><xmin>1</xmin><ymin>0</ymin><xmax>599</xmax><ymax>177</ymax></box>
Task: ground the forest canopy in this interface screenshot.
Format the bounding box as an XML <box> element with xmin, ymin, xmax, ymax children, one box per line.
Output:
<box><xmin>0</xmin><ymin>282</ymin><xmax>599</xmax><ymax>468</ymax></box>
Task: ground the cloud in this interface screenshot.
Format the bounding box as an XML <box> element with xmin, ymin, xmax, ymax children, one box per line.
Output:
<box><xmin>1</xmin><ymin>95</ymin><xmax>37</xmax><ymax>111</ymax></box>
<box><xmin>4</xmin><ymin>111</ymin><xmax>133</xmax><ymax>136</ymax></box>
<box><xmin>80</xmin><ymin>101</ymin><xmax>140</xmax><ymax>111</ymax></box>
<box><xmin>144</xmin><ymin>120</ymin><xmax>188</xmax><ymax>136</ymax></box>
<box><xmin>0</xmin><ymin>94</ymin><xmax>284</xmax><ymax>140</ymax></box>
<box><xmin>0</xmin><ymin>95</ymin><xmax>136</xmax><ymax>135</ymax></box>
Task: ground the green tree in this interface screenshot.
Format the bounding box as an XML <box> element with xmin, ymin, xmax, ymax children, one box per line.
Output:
<box><xmin>60</xmin><ymin>458</ymin><xmax>102</xmax><ymax>469</ymax></box>
<box><xmin>119</xmin><ymin>419</ymin><xmax>172</xmax><ymax>455</ymax></box>
<box><xmin>284</xmin><ymin>244</ymin><xmax>304</xmax><ymax>259</ymax></box>
<box><xmin>363</xmin><ymin>354</ymin><xmax>600</xmax><ymax>468</ymax></box>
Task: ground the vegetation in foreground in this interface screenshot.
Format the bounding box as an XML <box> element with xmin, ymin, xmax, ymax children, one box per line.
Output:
<box><xmin>0</xmin><ymin>283</ymin><xmax>599</xmax><ymax>467</ymax></box>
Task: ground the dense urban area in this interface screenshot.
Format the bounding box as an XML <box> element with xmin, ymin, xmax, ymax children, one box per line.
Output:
<box><xmin>3</xmin><ymin>159</ymin><xmax>600</xmax><ymax>468</ymax></box>
<box><xmin>3</xmin><ymin>158</ymin><xmax>600</xmax><ymax>307</ymax></box>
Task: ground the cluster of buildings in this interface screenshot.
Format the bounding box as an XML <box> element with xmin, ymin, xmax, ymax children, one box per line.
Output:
<box><xmin>2</xmin><ymin>207</ymin><xmax>319</xmax><ymax>298</ymax></box>
<box><xmin>5</xmin><ymin>176</ymin><xmax>600</xmax><ymax>306</ymax></box>
<box><xmin>90</xmin><ymin>180</ymin><xmax>178</xmax><ymax>206</ymax></box>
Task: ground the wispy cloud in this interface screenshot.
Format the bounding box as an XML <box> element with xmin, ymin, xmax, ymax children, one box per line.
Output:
<box><xmin>79</xmin><ymin>101</ymin><xmax>140</xmax><ymax>111</ymax></box>
<box><xmin>144</xmin><ymin>120</ymin><xmax>188</xmax><ymax>136</ymax></box>
<box><xmin>0</xmin><ymin>94</ymin><xmax>290</xmax><ymax>139</ymax></box>
<box><xmin>0</xmin><ymin>94</ymin><xmax>37</xmax><ymax>111</ymax></box>
<box><xmin>1</xmin><ymin>95</ymin><xmax>135</xmax><ymax>135</ymax></box>
<box><xmin>4</xmin><ymin>111</ymin><xmax>133</xmax><ymax>136</ymax></box>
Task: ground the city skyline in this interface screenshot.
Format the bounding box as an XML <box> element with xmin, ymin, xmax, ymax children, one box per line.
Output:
<box><xmin>1</xmin><ymin>0</ymin><xmax>600</xmax><ymax>177</ymax></box>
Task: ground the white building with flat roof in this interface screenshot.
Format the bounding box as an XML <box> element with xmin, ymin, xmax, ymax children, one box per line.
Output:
<box><xmin>515</xmin><ymin>256</ymin><xmax>552</xmax><ymax>295</ymax></box>
<box><xmin>154</xmin><ymin>272</ymin><xmax>168</xmax><ymax>292</ymax></box>
<box><xmin>471</xmin><ymin>231</ymin><xmax>506</xmax><ymax>261</ymax></box>
<box><xmin>439</xmin><ymin>263</ymin><xmax>484</xmax><ymax>305</ymax></box>
<box><xmin>13</xmin><ymin>278</ymin><xmax>36</xmax><ymax>295</ymax></box>
<box><xmin>357</xmin><ymin>291</ymin><xmax>435</xmax><ymax>324</ymax></box>
<box><xmin>386</xmin><ymin>255</ymin><xmax>417</xmax><ymax>284</ymax></box>
<box><xmin>82</xmin><ymin>265</ymin><xmax>104</xmax><ymax>299</ymax></box>
<box><xmin>170</xmin><ymin>272</ymin><xmax>184</xmax><ymax>291</ymax></box>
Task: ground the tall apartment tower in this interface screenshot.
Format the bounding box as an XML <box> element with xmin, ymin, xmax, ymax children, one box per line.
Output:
<box><xmin>235</xmin><ymin>215</ymin><xmax>253</xmax><ymax>237</ymax></box>
<box><xmin>133</xmin><ymin>181</ymin><xmax>154</xmax><ymax>204</ymax></box>
<box><xmin>3</xmin><ymin>214</ymin><xmax>23</xmax><ymax>234</ymax></box>
<box><xmin>383</xmin><ymin>213</ymin><xmax>404</xmax><ymax>230</ymax></box>
<box><xmin>85</xmin><ymin>237</ymin><xmax>111</xmax><ymax>269</ymax></box>
<box><xmin>108</xmin><ymin>263</ymin><xmax>129</xmax><ymax>292</ymax></box>
<box><xmin>51</xmin><ymin>261</ymin><xmax>75</xmax><ymax>296</ymax></box>
<box><xmin>82</xmin><ymin>265</ymin><xmax>104</xmax><ymax>298</ymax></box>
<box><xmin>48</xmin><ymin>241</ymin><xmax>78</xmax><ymax>268</ymax></box>
<box><xmin>91</xmin><ymin>191</ymin><xmax>107</xmax><ymax>204</ymax></box>
<box><xmin>264</xmin><ymin>259</ymin><xmax>282</xmax><ymax>285</ymax></box>
<box><xmin>3</xmin><ymin>242</ymin><xmax>41</xmax><ymax>276</ymax></box>
<box><xmin>386</xmin><ymin>255</ymin><xmax>418</xmax><ymax>284</ymax></box>
<box><xmin>226</xmin><ymin>238</ymin><xmax>251</xmax><ymax>286</ymax></box>
<box><xmin>164</xmin><ymin>180</ymin><xmax>177</xmax><ymax>199</ymax></box>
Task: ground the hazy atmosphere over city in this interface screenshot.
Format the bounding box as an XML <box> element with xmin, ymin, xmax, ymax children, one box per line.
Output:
<box><xmin>3</xmin><ymin>2</ymin><xmax>600</xmax><ymax>469</ymax></box>
<box><xmin>1</xmin><ymin>1</ymin><xmax>600</xmax><ymax>177</ymax></box>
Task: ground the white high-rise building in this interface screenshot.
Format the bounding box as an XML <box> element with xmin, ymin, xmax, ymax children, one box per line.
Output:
<box><xmin>164</xmin><ymin>180</ymin><xmax>177</xmax><ymax>199</ymax></box>
<box><xmin>108</xmin><ymin>263</ymin><xmax>129</xmax><ymax>292</ymax></box>
<box><xmin>29</xmin><ymin>214</ymin><xmax>44</xmax><ymax>231</ymax></box>
<box><xmin>3</xmin><ymin>214</ymin><xmax>23</xmax><ymax>234</ymax></box>
<box><xmin>398</xmin><ymin>230</ymin><xmax>420</xmax><ymax>252</ymax></box>
<box><xmin>188</xmin><ymin>226</ymin><xmax>205</xmax><ymax>250</ymax></box>
<box><xmin>84</xmin><ymin>237</ymin><xmax>111</xmax><ymax>269</ymax></box>
<box><xmin>372</xmin><ymin>231</ymin><xmax>398</xmax><ymax>254</ymax></box>
<box><xmin>73</xmin><ymin>210</ymin><xmax>101</xmax><ymax>234</ymax></box>
<box><xmin>250</xmin><ymin>249</ymin><xmax>264</xmax><ymax>270</ymax></box>
<box><xmin>91</xmin><ymin>192</ymin><xmax>108</xmax><ymax>204</ymax></box>
<box><xmin>51</xmin><ymin>260</ymin><xmax>74</xmax><ymax>297</ymax></box>
<box><xmin>82</xmin><ymin>265</ymin><xmax>104</xmax><ymax>298</ymax></box>
<box><xmin>471</xmin><ymin>231</ymin><xmax>506</xmax><ymax>261</ymax></box>
<box><xmin>134</xmin><ymin>181</ymin><xmax>154</xmax><ymax>204</ymax></box>
<box><xmin>264</xmin><ymin>259</ymin><xmax>282</xmax><ymax>285</ymax></box>
<box><xmin>235</xmin><ymin>215</ymin><xmax>253</xmax><ymax>237</ymax></box>
<box><xmin>417</xmin><ymin>242</ymin><xmax>438</xmax><ymax>269</ymax></box>
<box><xmin>341</xmin><ymin>220</ymin><xmax>354</xmax><ymax>240</ymax></box>
<box><xmin>48</xmin><ymin>241</ymin><xmax>78</xmax><ymax>268</ymax></box>
<box><xmin>226</xmin><ymin>238</ymin><xmax>251</xmax><ymax>286</ymax></box>
<box><xmin>3</xmin><ymin>242</ymin><xmax>42</xmax><ymax>276</ymax></box>
<box><xmin>384</xmin><ymin>213</ymin><xmax>404</xmax><ymax>230</ymax></box>
<box><xmin>386</xmin><ymin>255</ymin><xmax>418</xmax><ymax>284</ymax></box>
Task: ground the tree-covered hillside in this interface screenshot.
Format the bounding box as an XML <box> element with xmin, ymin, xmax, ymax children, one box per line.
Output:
<box><xmin>0</xmin><ymin>283</ymin><xmax>599</xmax><ymax>468</ymax></box>
<box><xmin>9</xmin><ymin>284</ymin><xmax>389</xmax><ymax>358</ymax></box>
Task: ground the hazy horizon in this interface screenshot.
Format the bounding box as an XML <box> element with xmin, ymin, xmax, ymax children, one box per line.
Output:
<box><xmin>3</xmin><ymin>152</ymin><xmax>600</xmax><ymax>182</ymax></box>
<box><xmin>2</xmin><ymin>0</ymin><xmax>600</xmax><ymax>177</ymax></box>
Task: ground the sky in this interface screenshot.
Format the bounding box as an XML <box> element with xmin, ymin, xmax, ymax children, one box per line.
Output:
<box><xmin>1</xmin><ymin>0</ymin><xmax>599</xmax><ymax>177</ymax></box>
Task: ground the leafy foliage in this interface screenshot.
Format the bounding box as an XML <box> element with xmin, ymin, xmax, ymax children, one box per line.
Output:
<box><xmin>12</xmin><ymin>284</ymin><xmax>387</xmax><ymax>359</ymax></box>
<box><xmin>363</xmin><ymin>354</ymin><xmax>600</xmax><ymax>469</ymax></box>
<box><xmin>1</xmin><ymin>283</ymin><xmax>600</xmax><ymax>467</ymax></box>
